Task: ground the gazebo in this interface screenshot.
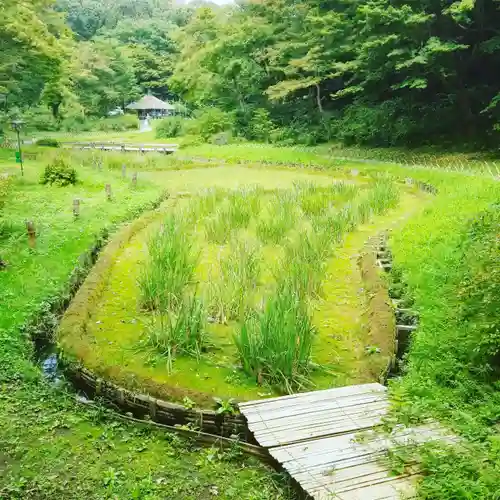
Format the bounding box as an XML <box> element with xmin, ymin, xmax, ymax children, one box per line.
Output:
<box><xmin>126</xmin><ymin>95</ymin><xmax>175</xmax><ymax>119</ymax></box>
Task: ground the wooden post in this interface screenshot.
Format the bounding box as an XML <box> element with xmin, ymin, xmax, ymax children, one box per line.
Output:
<box><xmin>105</xmin><ymin>184</ymin><xmax>112</xmax><ymax>201</ymax></box>
<box><xmin>121</xmin><ymin>164</ymin><xmax>126</xmax><ymax>178</ymax></box>
<box><xmin>73</xmin><ymin>198</ymin><xmax>80</xmax><ymax>218</ymax></box>
<box><xmin>132</xmin><ymin>172</ymin><xmax>137</xmax><ymax>189</ymax></box>
<box><xmin>26</xmin><ymin>220</ymin><xmax>36</xmax><ymax>248</ymax></box>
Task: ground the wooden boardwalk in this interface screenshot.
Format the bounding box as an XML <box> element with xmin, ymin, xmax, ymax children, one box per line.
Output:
<box><xmin>61</xmin><ymin>141</ymin><xmax>178</xmax><ymax>153</ymax></box>
<box><xmin>239</xmin><ymin>383</ymin><xmax>455</xmax><ymax>500</ymax></box>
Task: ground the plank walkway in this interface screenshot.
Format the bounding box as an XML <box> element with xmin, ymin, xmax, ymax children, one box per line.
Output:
<box><xmin>239</xmin><ymin>383</ymin><xmax>456</xmax><ymax>500</ymax></box>
<box><xmin>61</xmin><ymin>141</ymin><xmax>178</xmax><ymax>153</ymax></box>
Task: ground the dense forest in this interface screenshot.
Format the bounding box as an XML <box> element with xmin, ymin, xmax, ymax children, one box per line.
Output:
<box><xmin>2</xmin><ymin>0</ymin><xmax>500</xmax><ymax>147</ymax></box>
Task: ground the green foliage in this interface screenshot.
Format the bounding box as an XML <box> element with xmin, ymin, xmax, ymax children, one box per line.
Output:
<box><xmin>156</xmin><ymin>116</ymin><xmax>185</xmax><ymax>138</ymax></box>
<box><xmin>40</xmin><ymin>158</ymin><xmax>78</xmax><ymax>186</ymax></box>
<box><xmin>36</xmin><ymin>138</ymin><xmax>60</xmax><ymax>147</ymax></box>
<box><xmin>210</xmin><ymin>239</ymin><xmax>261</xmax><ymax>321</ymax></box>
<box><xmin>141</xmin><ymin>296</ymin><xmax>206</xmax><ymax>372</ymax></box>
<box><xmin>0</xmin><ymin>174</ymin><xmax>13</xmax><ymax>212</ymax></box>
<box><xmin>256</xmin><ymin>192</ymin><xmax>298</xmax><ymax>244</ymax></box>
<box><xmin>187</xmin><ymin>108</ymin><xmax>235</xmax><ymax>141</ymax></box>
<box><xmin>139</xmin><ymin>215</ymin><xmax>197</xmax><ymax>311</ymax></box>
<box><xmin>235</xmin><ymin>285</ymin><xmax>315</xmax><ymax>393</ymax></box>
<box><xmin>249</xmin><ymin>109</ymin><xmax>273</xmax><ymax>142</ymax></box>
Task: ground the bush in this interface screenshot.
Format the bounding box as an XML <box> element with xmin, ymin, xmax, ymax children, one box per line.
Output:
<box><xmin>36</xmin><ymin>138</ymin><xmax>60</xmax><ymax>148</ymax></box>
<box><xmin>40</xmin><ymin>157</ymin><xmax>78</xmax><ymax>186</ymax></box>
<box><xmin>209</xmin><ymin>131</ymin><xmax>232</xmax><ymax>145</ymax></box>
<box><xmin>96</xmin><ymin>115</ymin><xmax>138</xmax><ymax>132</ymax></box>
<box><xmin>23</xmin><ymin>107</ymin><xmax>60</xmax><ymax>132</ymax></box>
<box><xmin>188</xmin><ymin>108</ymin><xmax>235</xmax><ymax>140</ymax></box>
<box><xmin>156</xmin><ymin>116</ymin><xmax>185</xmax><ymax>138</ymax></box>
<box><xmin>335</xmin><ymin>99</ymin><xmax>417</xmax><ymax>147</ymax></box>
<box><xmin>249</xmin><ymin>108</ymin><xmax>274</xmax><ymax>142</ymax></box>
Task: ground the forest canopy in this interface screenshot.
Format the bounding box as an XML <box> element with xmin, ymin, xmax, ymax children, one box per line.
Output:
<box><xmin>2</xmin><ymin>0</ymin><xmax>500</xmax><ymax>147</ymax></box>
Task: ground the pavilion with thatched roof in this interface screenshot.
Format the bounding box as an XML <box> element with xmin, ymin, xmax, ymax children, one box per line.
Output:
<box><xmin>126</xmin><ymin>95</ymin><xmax>175</xmax><ymax>119</ymax></box>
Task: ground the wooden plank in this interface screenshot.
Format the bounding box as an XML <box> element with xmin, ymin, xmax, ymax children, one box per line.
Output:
<box><xmin>317</xmin><ymin>476</ymin><xmax>417</xmax><ymax>500</ymax></box>
<box><xmin>243</xmin><ymin>390</ymin><xmax>388</xmax><ymax>420</ymax></box>
<box><xmin>239</xmin><ymin>383</ymin><xmax>385</xmax><ymax>409</ymax></box>
<box><xmin>253</xmin><ymin>414</ymin><xmax>389</xmax><ymax>448</ymax></box>
<box><xmin>246</xmin><ymin>399</ymin><xmax>389</xmax><ymax>432</ymax></box>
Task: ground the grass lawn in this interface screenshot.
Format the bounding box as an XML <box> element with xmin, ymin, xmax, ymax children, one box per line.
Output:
<box><xmin>0</xmin><ymin>155</ymin><xmax>292</xmax><ymax>499</ymax></box>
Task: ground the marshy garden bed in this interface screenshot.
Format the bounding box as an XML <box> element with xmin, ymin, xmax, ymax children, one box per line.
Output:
<box><xmin>58</xmin><ymin>168</ymin><xmax>425</xmax><ymax>408</ymax></box>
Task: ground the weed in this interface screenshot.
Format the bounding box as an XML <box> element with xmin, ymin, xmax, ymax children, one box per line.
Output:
<box><xmin>140</xmin><ymin>296</ymin><xmax>206</xmax><ymax>372</ymax></box>
<box><xmin>213</xmin><ymin>397</ymin><xmax>238</xmax><ymax>415</ymax></box>
<box><xmin>139</xmin><ymin>214</ymin><xmax>197</xmax><ymax>311</ymax></box>
<box><xmin>257</xmin><ymin>192</ymin><xmax>298</xmax><ymax>244</ymax></box>
<box><xmin>235</xmin><ymin>286</ymin><xmax>315</xmax><ymax>393</ymax></box>
<box><xmin>280</xmin><ymin>232</ymin><xmax>327</xmax><ymax>298</ymax></box>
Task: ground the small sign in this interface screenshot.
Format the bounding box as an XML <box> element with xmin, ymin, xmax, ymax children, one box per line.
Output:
<box><xmin>15</xmin><ymin>151</ymin><xmax>21</xmax><ymax>163</ymax></box>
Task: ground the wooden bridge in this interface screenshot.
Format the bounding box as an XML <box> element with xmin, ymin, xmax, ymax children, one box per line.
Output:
<box><xmin>239</xmin><ymin>383</ymin><xmax>455</xmax><ymax>500</ymax></box>
<box><xmin>61</xmin><ymin>141</ymin><xmax>178</xmax><ymax>154</ymax></box>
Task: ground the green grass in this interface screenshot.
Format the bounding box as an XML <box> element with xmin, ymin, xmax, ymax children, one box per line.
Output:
<box><xmin>0</xmin><ymin>154</ymin><xmax>290</xmax><ymax>499</ymax></box>
<box><xmin>387</xmin><ymin>177</ymin><xmax>500</xmax><ymax>499</ymax></box>
<box><xmin>78</xmin><ymin>176</ymin><xmax>408</xmax><ymax>397</ymax></box>
<box><xmin>140</xmin><ymin>296</ymin><xmax>206</xmax><ymax>373</ymax></box>
<box><xmin>138</xmin><ymin>213</ymin><xmax>197</xmax><ymax>311</ymax></box>
<box><xmin>6</xmin><ymin>138</ymin><xmax>498</xmax><ymax>498</ymax></box>
<box><xmin>214</xmin><ymin>238</ymin><xmax>262</xmax><ymax>321</ymax></box>
<box><xmin>235</xmin><ymin>285</ymin><xmax>316</xmax><ymax>393</ymax></box>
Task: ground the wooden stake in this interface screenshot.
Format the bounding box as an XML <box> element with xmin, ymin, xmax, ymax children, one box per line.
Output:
<box><xmin>105</xmin><ymin>184</ymin><xmax>112</xmax><ymax>201</ymax></box>
<box><xmin>73</xmin><ymin>198</ymin><xmax>80</xmax><ymax>218</ymax></box>
<box><xmin>26</xmin><ymin>220</ymin><xmax>36</xmax><ymax>248</ymax></box>
<box><xmin>121</xmin><ymin>164</ymin><xmax>126</xmax><ymax>178</ymax></box>
<box><xmin>132</xmin><ymin>172</ymin><xmax>137</xmax><ymax>189</ymax></box>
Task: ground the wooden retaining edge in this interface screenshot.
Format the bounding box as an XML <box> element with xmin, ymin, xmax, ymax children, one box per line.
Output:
<box><xmin>74</xmin><ymin>396</ymin><xmax>271</xmax><ymax>462</ymax></box>
<box><xmin>375</xmin><ymin>238</ymin><xmax>419</xmax><ymax>383</ymax></box>
<box><xmin>62</xmin><ymin>361</ymin><xmax>253</xmax><ymax>441</ymax></box>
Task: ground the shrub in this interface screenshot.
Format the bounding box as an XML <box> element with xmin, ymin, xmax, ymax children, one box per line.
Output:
<box><xmin>188</xmin><ymin>108</ymin><xmax>235</xmax><ymax>140</ymax></box>
<box><xmin>336</xmin><ymin>99</ymin><xmax>417</xmax><ymax>147</ymax></box>
<box><xmin>40</xmin><ymin>158</ymin><xmax>78</xmax><ymax>186</ymax></box>
<box><xmin>96</xmin><ymin>115</ymin><xmax>138</xmax><ymax>131</ymax></box>
<box><xmin>249</xmin><ymin>108</ymin><xmax>273</xmax><ymax>142</ymax></box>
<box><xmin>36</xmin><ymin>138</ymin><xmax>60</xmax><ymax>148</ymax></box>
<box><xmin>156</xmin><ymin>116</ymin><xmax>185</xmax><ymax>138</ymax></box>
<box><xmin>23</xmin><ymin>107</ymin><xmax>60</xmax><ymax>132</ymax></box>
<box><xmin>235</xmin><ymin>286</ymin><xmax>315</xmax><ymax>393</ymax></box>
<box><xmin>209</xmin><ymin>131</ymin><xmax>232</xmax><ymax>145</ymax></box>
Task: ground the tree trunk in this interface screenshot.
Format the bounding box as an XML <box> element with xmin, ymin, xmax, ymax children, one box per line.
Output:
<box><xmin>315</xmin><ymin>84</ymin><xmax>323</xmax><ymax>113</ymax></box>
